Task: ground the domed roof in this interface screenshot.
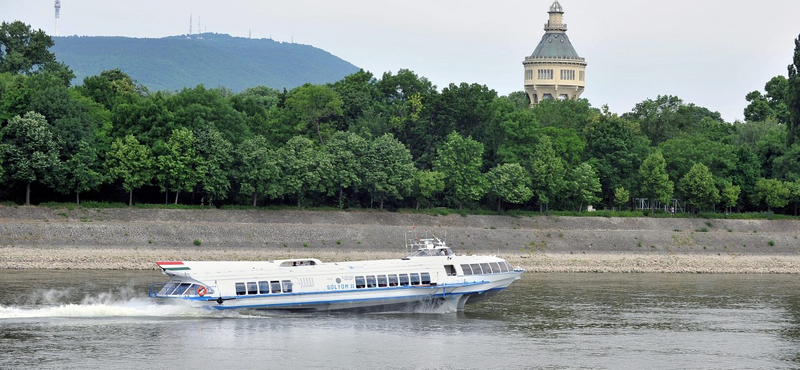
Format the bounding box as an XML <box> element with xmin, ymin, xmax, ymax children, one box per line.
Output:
<box><xmin>530</xmin><ymin>33</ymin><xmax>582</xmax><ymax>59</ymax></box>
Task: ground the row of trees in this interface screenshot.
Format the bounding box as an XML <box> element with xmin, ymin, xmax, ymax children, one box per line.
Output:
<box><xmin>2</xmin><ymin>21</ymin><xmax>800</xmax><ymax>214</ymax></box>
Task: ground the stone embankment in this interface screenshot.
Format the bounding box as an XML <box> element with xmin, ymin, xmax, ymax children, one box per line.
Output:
<box><xmin>1</xmin><ymin>206</ymin><xmax>798</xmax><ymax>272</ymax></box>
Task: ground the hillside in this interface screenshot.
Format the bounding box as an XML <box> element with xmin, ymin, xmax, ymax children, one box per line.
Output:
<box><xmin>50</xmin><ymin>33</ymin><xmax>361</xmax><ymax>92</ymax></box>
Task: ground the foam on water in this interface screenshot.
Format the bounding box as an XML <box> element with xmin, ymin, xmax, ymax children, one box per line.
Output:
<box><xmin>0</xmin><ymin>287</ymin><xmax>217</xmax><ymax>319</ymax></box>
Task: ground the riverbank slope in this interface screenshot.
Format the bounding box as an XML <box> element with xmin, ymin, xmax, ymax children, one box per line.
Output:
<box><xmin>1</xmin><ymin>207</ymin><xmax>798</xmax><ymax>272</ymax></box>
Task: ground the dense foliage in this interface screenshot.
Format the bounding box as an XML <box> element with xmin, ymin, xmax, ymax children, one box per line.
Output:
<box><xmin>2</xmin><ymin>21</ymin><xmax>800</xmax><ymax>215</ymax></box>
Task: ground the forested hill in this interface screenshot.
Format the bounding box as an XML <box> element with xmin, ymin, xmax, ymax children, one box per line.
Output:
<box><xmin>50</xmin><ymin>33</ymin><xmax>360</xmax><ymax>92</ymax></box>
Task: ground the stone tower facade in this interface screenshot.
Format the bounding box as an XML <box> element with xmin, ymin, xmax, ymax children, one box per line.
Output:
<box><xmin>523</xmin><ymin>0</ymin><xmax>586</xmax><ymax>105</ymax></box>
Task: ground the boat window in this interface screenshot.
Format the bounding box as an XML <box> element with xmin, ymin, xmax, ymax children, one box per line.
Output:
<box><xmin>421</xmin><ymin>272</ymin><xmax>431</xmax><ymax>285</ymax></box>
<box><xmin>366</xmin><ymin>275</ymin><xmax>377</xmax><ymax>288</ymax></box>
<box><xmin>444</xmin><ymin>265</ymin><xmax>457</xmax><ymax>276</ymax></box>
<box><xmin>173</xmin><ymin>283</ymin><xmax>192</xmax><ymax>296</ymax></box>
<box><xmin>377</xmin><ymin>275</ymin><xmax>388</xmax><ymax>287</ymax></box>
<box><xmin>410</xmin><ymin>273</ymin><xmax>420</xmax><ymax>286</ymax></box>
<box><xmin>246</xmin><ymin>282</ymin><xmax>257</xmax><ymax>295</ymax></box>
<box><xmin>505</xmin><ymin>262</ymin><xmax>514</xmax><ymax>271</ymax></box>
<box><xmin>480</xmin><ymin>263</ymin><xmax>493</xmax><ymax>274</ymax></box>
<box><xmin>235</xmin><ymin>282</ymin><xmax>246</xmax><ymax>296</ymax></box>
<box><xmin>282</xmin><ymin>280</ymin><xmax>292</xmax><ymax>293</ymax></box>
<box><xmin>159</xmin><ymin>282</ymin><xmax>179</xmax><ymax>295</ymax></box>
<box><xmin>461</xmin><ymin>264</ymin><xmax>473</xmax><ymax>275</ymax></box>
<box><xmin>470</xmin><ymin>263</ymin><xmax>482</xmax><ymax>274</ymax></box>
<box><xmin>399</xmin><ymin>274</ymin><xmax>410</xmax><ymax>286</ymax></box>
<box><xmin>491</xmin><ymin>262</ymin><xmax>501</xmax><ymax>273</ymax></box>
<box><xmin>271</xmin><ymin>280</ymin><xmax>282</xmax><ymax>294</ymax></box>
<box><xmin>167</xmin><ymin>283</ymin><xmax>184</xmax><ymax>295</ymax></box>
<box><xmin>388</xmin><ymin>274</ymin><xmax>399</xmax><ymax>287</ymax></box>
<box><xmin>259</xmin><ymin>281</ymin><xmax>270</xmax><ymax>294</ymax></box>
<box><xmin>355</xmin><ymin>276</ymin><xmax>366</xmax><ymax>289</ymax></box>
<box><xmin>498</xmin><ymin>262</ymin><xmax>509</xmax><ymax>273</ymax></box>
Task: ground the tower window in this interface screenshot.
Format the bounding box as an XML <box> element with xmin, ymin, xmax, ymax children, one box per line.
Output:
<box><xmin>537</xmin><ymin>69</ymin><xmax>554</xmax><ymax>80</ymax></box>
<box><xmin>560</xmin><ymin>70</ymin><xmax>575</xmax><ymax>80</ymax></box>
<box><xmin>579</xmin><ymin>71</ymin><xmax>585</xmax><ymax>81</ymax></box>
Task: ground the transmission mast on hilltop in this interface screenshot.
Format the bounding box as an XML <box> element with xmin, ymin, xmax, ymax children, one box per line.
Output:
<box><xmin>54</xmin><ymin>0</ymin><xmax>61</xmax><ymax>37</ymax></box>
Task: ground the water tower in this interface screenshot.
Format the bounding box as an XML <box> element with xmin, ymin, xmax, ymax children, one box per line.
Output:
<box><xmin>54</xmin><ymin>0</ymin><xmax>61</xmax><ymax>36</ymax></box>
<box><xmin>522</xmin><ymin>0</ymin><xmax>587</xmax><ymax>105</ymax></box>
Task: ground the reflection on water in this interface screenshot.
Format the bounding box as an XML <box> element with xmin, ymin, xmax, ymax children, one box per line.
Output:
<box><xmin>1</xmin><ymin>270</ymin><xmax>800</xmax><ymax>369</ymax></box>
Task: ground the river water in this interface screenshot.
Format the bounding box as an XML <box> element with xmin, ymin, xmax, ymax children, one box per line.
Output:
<box><xmin>1</xmin><ymin>269</ymin><xmax>799</xmax><ymax>370</ymax></box>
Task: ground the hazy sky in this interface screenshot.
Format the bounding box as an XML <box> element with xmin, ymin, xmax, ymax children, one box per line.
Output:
<box><xmin>3</xmin><ymin>0</ymin><xmax>799</xmax><ymax>122</ymax></box>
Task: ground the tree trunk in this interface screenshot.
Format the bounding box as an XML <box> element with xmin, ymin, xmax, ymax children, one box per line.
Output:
<box><xmin>76</xmin><ymin>192</ymin><xmax>80</xmax><ymax>205</ymax></box>
<box><xmin>497</xmin><ymin>198</ymin><xmax>502</xmax><ymax>213</ymax></box>
<box><xmin>314</xmin><ymin>120</ymin><xmax>325</xmax><ymax>145</ymax></box>
<box><xmin>25</xmin><ymin>182</ymin><xmax>31</xmax><ymax>206</ymax></box>
<box><xmin>380</xmin><ymin>197</ymin><xmax>384</xmax><ymax>210</ymax></box>
<box><xmin>339</xmin><ymin>187</ymin><xmax>344</xmax><ymax>209</ymax></box>
<box><xmin>174</xmin><ymin>190</ymin><xmax>180</xmax><ymax>204</ymax></box>
<box><xmin>297</xmin><ymin>193</ymin><xmax>302</xmax><ymax>208</ymax></box>
<box><xmin>252</xmin><ymin>192</ymin><xmax>257</xmax><ymax>207</ymax></box>
<box><xmin>129</xmin><ymin>189</ymin><xmax>133</xmax><ymax>206</ymax></box>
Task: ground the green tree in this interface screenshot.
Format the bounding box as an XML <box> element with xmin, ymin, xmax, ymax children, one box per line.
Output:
<box><xmin>324</xmin><ymin>131</ymin><xmax>368</xmax><ymax>208</ymax></box>
<box><xmin>0</xmin><ymin>111</ymin><xmax>61</xmax><ymax>205</ymax></box>
<box><xmin>434</xmin><ymin>131</ymin><xmax>487</xmax><ymax>209</ymax></box>
<box><xmin>569</xmin><ymin>162</ymin><xmax>602</xmax><ymax>212</ymax></box>
<box><xmin>625</xmin><ymin>95</ymin><xmax>683</xmax><ymax>146</ymax></box>
<box><xmin>364</xmin><ymin>133</ymin><xmax>415</xmax><ymax>209</ymax></box>
<box><xmin>330</xmin><ymin>69</ymin><xmax>380</xmax><ymax>129</ymax></box>
<box><xmin>531</xmin><ymin>98</ymin><xmax>596</xmax><ymax>132</ymax></box>
<box><xmin>659</xmin><ymin>135</ymin><xmax>738</xmax><ymax>188</ymax></box>
<box><xmin>787</xmin><ymin>180</ymin><xmax>800</xmax><ymax>215</ymax></box>
<box><xmin>678</xmin><ymin>163</ymin><xmax>720</xmax><ymax>213</ymax></box>
<box><xmin>744</xmin><ymin>76</ymin><xmax>789</xmax><ymax>123</ymax></box>
<box><xmin>614</xmin><ymin>187</ymin><xmax>631</xmax><ymax>211</ymax></box>
<box><xmin>278</xmin><ymin>136</ymin><xmax>322</xmax><ymax>207</ymax></box>
<box><xmin>156</xmin><ymin>128</ymin><xmax>203</xmax><ymax>204</ymax></box>
<box><xmin>168</xmin><ymin>85</ymin><xmax>249</xmax><ymax>145</ymax></box>
<box><xmin>530</xmin><ymin>136</ymin><xmax>566</xmax><ymax>211</ymax></box>
<box><xmin>283</xmin><ymin>84</ymin><xmax>344</xmax><ymax>145</ymax></box>
<box><xmin>232</xmin><ymin>135</ymin><xmax>281</xmax><ymax>206</ymax></box>
<box><xmin>785</xmin><ymin>34</ymin><xmax>800</xmax><ymax>145</ymax></box>
<box><xmin>412</xmin><ymin>170</ymin><xmax>445</xmax><ymax>210</ymax></box>
<box><xmin>106</xmin><ymin>135</ymin><xmax>154</xmax><ymax>206</ymax></box>
<box><xmin>0</xmin><ymin>21</ymin><xmax>72</xmax><ymax>81</ymax></box>
<box><xmin>78</xmin><ymin>68</ymin><xmax>145</xmax><ymax>111</ymax></box>
<box><xmin>492</xmin><ymin>100</ymin><xmax>540</xmax><ymax>169</ymax></box>
<box><xmin>432</xmin><ymin>82</ymin><xmax>497</xmax><ymax>141</ymax></box>
<box><xmin>0</xmin><ymin>72</ymin><xmax>31</xmax><ymax>122</ymax></box>
<box><xmin>195</xmin><ymin>128</ymin><xmax>233</xmax><ymax>206</ymax></box>
<box><xmin>584</xmin><ymin>108</ymin><xmax>650</xmax><ymax>205</ymax></box>
<box><xmin>486</xmin><ymin>163</ymin><xmax>533</xmax><ymax>212</ymax></box>
<box><xmin>754</xmin><ymin>178</ymin><xmax>791</xmax><ymax>212</ymax></box>
<box><xmin>720</xmin><ymin>180</ymin><xmax>741</xmax><ymax>214</ymax></box>
<box><xmin>63</xmin><ymin>140</ymin><xmax>104</xmax><ymax>204</ymax></box>
<box><xmin>638</xmin><ymin>150</ymin><xmax>674</xmax><ymax>209</ymax></box>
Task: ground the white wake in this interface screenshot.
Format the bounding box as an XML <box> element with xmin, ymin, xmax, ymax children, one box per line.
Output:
<box><xmin>0</xmin><ymin>287</ymin><xmax>215</xmax><ymax>319</ymax></box>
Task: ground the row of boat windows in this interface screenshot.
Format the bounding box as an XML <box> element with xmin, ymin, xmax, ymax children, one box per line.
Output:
<box><xmin>235</xmin><ymin>280</ymin><xmax>292</xmax><ymax>296</ymax></box>
<box><xmin>355</xmin><ymin>272</ymin><xmax>431</xmax><ymax>289</ymax></box>
<box><xmin>461</xmin><ymin>261</ymin><xmax>513</xmax><ymax>275</ymax></box>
